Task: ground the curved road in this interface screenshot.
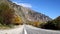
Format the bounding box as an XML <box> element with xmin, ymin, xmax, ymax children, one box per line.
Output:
<box><xmin>0</xmin><ymin>25</ymin><xmax>60</xmax><ymax>34</ymax></box>
<box><xmin>25</xmin><ymin>25</ymin><xmax>60</xmax><ymax>34</ymax></box>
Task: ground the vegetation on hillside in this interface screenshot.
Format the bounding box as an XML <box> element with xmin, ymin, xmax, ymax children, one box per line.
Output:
<box><xmin>26</xmin><ymin>21</ymin><xmax>42</xmax><ymax>27</ymax></box>
<box><xmin>0</xmin><ymin>3</ymin><xmax>15</xmax><ymax>29</ymax></box>
<box><xmin>40</xmin><ymin>16</ymin><xmax>60</xmax><ymax>30</ymax></box>
<box><xmin>0</xmin><ymin>3</ymin><xmax>15</xmax><ymax>25</ymax></box>
<box><xmin>0</xmin><ymin>3</ymin><xmax>23</xmax><ymax>29</ymax></box>
<box><xmin>11</xmin><ymin>15</ymin><xmax>23</xmax><ymax>25</ymax></box>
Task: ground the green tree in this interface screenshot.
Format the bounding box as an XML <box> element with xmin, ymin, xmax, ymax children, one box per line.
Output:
<box><xmin>0</xmin><ymin>3</ymin><xmax>14</xmax><ymax>25</ymax></box>
<box><xmin>40</xmin><ymin>16</ymin><xmax>60</xmax><ymax>30</ymax></box>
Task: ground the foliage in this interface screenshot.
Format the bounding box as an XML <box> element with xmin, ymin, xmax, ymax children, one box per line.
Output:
<box><xmin>39</xmin><ymin>22</ymin><xmax>46</xmax><ymax>28</ymax></box>
<box><xmin>0</xmin><ymin>16</ymin><xmax>4</xmax><ymax>24</ymax></box>
<box><xmin>33</xmin><ymin>21</ymin><xmax>41</xmax><ymax>27</ymax></box>
<box><xmin>11</xmin><ymin>15</ymin><xmax>23</xmax><ymax>25</ymax></box>
<box><xmin>40</xmin><ymin>16</ymin><xmax>60</xmax><ymax>30</ymax></box>
<box><xmin>0</xmin><ymin>3</ymin><xmax>14</xmax><ymax>25</ymax></box>
<box><xmin>26</xmin><ymin>21</ymin><xmax>41</xmax><ymax>27</ymax></box>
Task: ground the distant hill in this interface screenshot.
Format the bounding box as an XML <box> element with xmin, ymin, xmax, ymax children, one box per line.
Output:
<box><xmin>40</xmin><ymin>16</ymin><xmax>60</xmax><ymax>30</ymax></box>
<box><xmin>0</xmin><ymin>0</ymin><xmax>52</xmax><ymax>25</ymax></box>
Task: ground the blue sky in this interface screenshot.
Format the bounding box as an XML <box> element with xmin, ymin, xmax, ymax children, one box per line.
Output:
<box><xmin>11</xmin><ymin>0</ymin><xmax>60</xmax><ymax>19</ymax></box>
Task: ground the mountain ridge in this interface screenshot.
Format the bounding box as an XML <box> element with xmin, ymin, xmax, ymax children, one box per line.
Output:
<box><xmin>0</xmin><ymin>0</ymin><xmax>52</xmax><ymax>24</ymax></box>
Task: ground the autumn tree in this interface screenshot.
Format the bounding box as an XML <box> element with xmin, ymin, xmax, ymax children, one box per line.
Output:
<box><xmin>0</xmin><ymin>3</ymin><xmax>14</xmax><ymax>25</ymax></box>
<box><xmin>11</xmin><ymin>15</ymin><xmax>23</xmax><ymax>25</ymax></box>
<box><xmin>33</xmin><ymin>21</ymin><xmax>41</xmax><ymax>27</ymax></box>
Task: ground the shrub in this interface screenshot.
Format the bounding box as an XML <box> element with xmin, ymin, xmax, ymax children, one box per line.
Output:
<box><xmin>0</xmin><ymin>16</ymin><xmax>4</xmax><ymax>25</ymax></box>
<box><xmin>40</xmin><ymin>16</ymin><xmax>60</xmax><ymax>30</ymax></box>
<box><xmin>0</xmin><ymin>3</ymin><xmax>14</xmax><ymax>25</ymax></box>
<box><xmin>11</xmin><ymin>15</ymin><xmax>23</xmax><ymax>25</ymax></box>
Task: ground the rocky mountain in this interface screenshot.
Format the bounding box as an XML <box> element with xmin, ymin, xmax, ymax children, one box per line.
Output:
<box><xmin>0</xmin><ymin>0</ymin><xmax>52</xmax><ymax>24</ymax></box>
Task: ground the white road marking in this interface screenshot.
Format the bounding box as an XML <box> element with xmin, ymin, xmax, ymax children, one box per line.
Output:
<box><xmin>24</xmin><ymin>29</ymin><xmax>27</xmax><ymax>34</ymax></box>
<box><xmin>0</xmin><ymin>25</ymin><xmax>60</xmax><ymax>34</ymax></box>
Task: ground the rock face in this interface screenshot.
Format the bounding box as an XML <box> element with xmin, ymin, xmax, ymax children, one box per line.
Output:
<box><xmin>0</xmin><ymin>0</ymin><xmax>52</xmax><ymax>24</ymax></box>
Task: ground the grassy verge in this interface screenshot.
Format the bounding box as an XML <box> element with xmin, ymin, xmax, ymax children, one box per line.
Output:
<box><xmin>0</xmin><ymin>23</ymin><xmax>16</xmax><ymax>29</ymax></box>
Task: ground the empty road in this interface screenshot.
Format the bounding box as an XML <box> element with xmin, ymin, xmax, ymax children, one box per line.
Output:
<box><xmin>25</xmin><ymin>25</ymin><xmax>60</xmax><ymax>34</ymax></box>
<box><xmin>0</xmin><ymin>25</ymin><xmax>60</xmax><ymax>34</ymax></box>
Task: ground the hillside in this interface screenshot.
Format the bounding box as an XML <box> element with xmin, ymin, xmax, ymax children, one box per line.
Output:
<box><xmin>40</xmin><ymin>16</ymin><xmax>60</xmax><ymax>30</ymax></box>
<box><xmin>0</xmin><ymin>0</ymin><xmax>52</xmax><ymax>25</ymax></box>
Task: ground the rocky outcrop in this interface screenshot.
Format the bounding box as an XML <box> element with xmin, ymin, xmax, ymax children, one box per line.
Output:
<box><xmin>0</xmin><ymin>0</ymin><xmax>52</xmax><ymax>24</ymax></box>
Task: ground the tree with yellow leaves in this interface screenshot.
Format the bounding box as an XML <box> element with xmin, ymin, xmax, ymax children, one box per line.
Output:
<box><xmin>33</xmin><ymin>21</ymin><xmax>41</xmax><ymax>27</ymax></box>
<box><xmin>11</xmin><ymin>15</ymin><xmax>23</xmax><ymax>25</ymax></box>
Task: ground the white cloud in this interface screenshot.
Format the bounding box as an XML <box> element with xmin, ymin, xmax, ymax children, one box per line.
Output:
<box><xmin>13</xmin><ymin>1</ymin><xmax>32</xmax><ymax>8</ymax></box>
<box><xmin>18</xmin><ymin>3</ymin><xmax>32</xmax><ymax>8</ymax></box>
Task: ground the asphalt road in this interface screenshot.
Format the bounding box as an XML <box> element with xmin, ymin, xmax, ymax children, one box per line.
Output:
<box><xmin>0</xmin><ymin>25</ymin><xmax>60</xmax><ymax>34</ymax></box>
<box><xmin>24</xmin><ymin>25</ymin><xmax>60</xmax><ymax>34</ymax></box>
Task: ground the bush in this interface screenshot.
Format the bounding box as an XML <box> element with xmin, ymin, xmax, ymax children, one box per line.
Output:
<box><xmin>41</xmin><ymin>21</ymin><xmax>57</xmax><ymax>30</ymax></box>
<box><xmin>0</xmin><ymin>16</ymin><xmax>4</xmax><ymax>25</ymax></box>
<box><xmin>11</xmin><ymin>15</ymin><xmax>23</xmax><ymax>25</ymax></box>
<box><xmin>0</xmin><ymin>3</ymin><xmax>14</xmax><ymax>25</ymax></box>
<box><xmin>40</xmin><ymin>16</ymin><xmax>60</xmax><ymax>30</ymax></box>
